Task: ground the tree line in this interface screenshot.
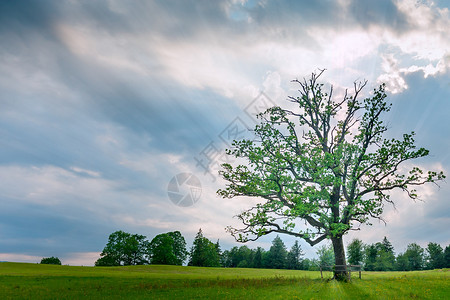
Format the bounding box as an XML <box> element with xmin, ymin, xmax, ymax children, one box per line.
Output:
<box><xmin>95</xmin><ymin>229</ymin><xmax>450</xmax><ymax>271</ymax></box>
<box><xmin>346</xmin><ymin>237</ymin><xmax>449</xmax><ymax>271</ymax></box>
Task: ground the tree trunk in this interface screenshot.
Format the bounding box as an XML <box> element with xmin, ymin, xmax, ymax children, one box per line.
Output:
<box><xmin>331</xmin><ymin>235</ymin><xmax>348</xmax><ymax>281</ymax></box>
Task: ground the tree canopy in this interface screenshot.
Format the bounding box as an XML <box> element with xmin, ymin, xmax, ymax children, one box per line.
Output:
<box><xmin>148</xmin><ymin>231</ymin><xmax>188</xmax><ymax>265</ymax></box>
<box><xmin>188</xmin><ymin>229</ymin><xmax>221</xmax><ymax>267</ymax></box>
<box><xmin>266</xmin><ymin>235</ymin><xmax>288</xmax><ymax>269</ymax></box>
<box><xmin>317</xmin><ymin>244</ymin><xmax>335</xmax><ymax>267</ymax></box>
<box><xmin>218</xmin><ymin>70</ymin><xmax>444</xmax><ymax>279</ymax></box>
<box><xmin>425</xmin><ymin>242</ymin><xmax>444</xmax><ymax>270</ymax></box>
<box><xmin>40</xmin><ymin>257</ymin><xmax>61</xmax><ymax>265</ymax></box>
<box><xmin>95</xmin><ymin>230</ymin><xmax>149</xmax><ymax>266</ymax></box>
<box><xmin>286</xmin><ymin>240</ymin><xmax>304</xmax><ymax>270</ymax></box>
<box><xmin>347</xmin><ymin>238</ymin><xmax>364</xmax><ymax>266</ymax></box>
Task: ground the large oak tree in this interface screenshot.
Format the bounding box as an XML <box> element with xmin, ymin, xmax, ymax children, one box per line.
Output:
<box><xmin>218</xmin><ymin>70</ymin><xmax>444</xmax><ymax>280</ymax></box>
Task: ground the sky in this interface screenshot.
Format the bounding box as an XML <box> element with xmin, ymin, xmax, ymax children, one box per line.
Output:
<box><xmin>0</xmin><ymin>0</ymin><xmax>449</xmax><ymax>266</ymax></box>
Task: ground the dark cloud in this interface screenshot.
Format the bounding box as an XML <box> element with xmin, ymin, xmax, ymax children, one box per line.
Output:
<box><xmin>248</xmin><ymin>0</ymin><xmax>343</xmax><ymax>26</ymax></box>
<box><xmin>0</xmin><ymin>199</ymin><xmax>110</xmax><ymax>254</ymax></box>
<box><xmin>0</xmin><ymin>0</ymin><xmax>242</xmax><ymax>171</ymax></box>
<box><xmin>245</xmin><ymin>0</ymin><xmax>415</xmax><ymax>41</ymax></box>
<box><xmin>347</xmin><ymin>0</ymin><xmax>411</xmax><ymax>32</ymax></box>
<box><xmin>0</xmin><ymin>1</ymin><xmax>56</xmax><ymax>33</ymax></box>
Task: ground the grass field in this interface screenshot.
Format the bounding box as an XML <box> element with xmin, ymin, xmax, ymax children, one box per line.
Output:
<box><xmin>0</xmin><ymin>262</ymin><xmax>449</xmax><ymax>299</ymax></box>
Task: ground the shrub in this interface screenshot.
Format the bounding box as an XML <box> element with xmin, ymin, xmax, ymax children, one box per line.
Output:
<box><xmin>40</xmin><ymin>256</ymin><xmax>61</xmax><ymax>265</ymax></box>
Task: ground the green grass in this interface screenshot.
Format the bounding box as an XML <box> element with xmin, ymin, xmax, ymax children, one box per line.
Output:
<box><xmin>0</xmin><ymin>262</ymin><xmax>448</xmax><ymax>299</ymax></box>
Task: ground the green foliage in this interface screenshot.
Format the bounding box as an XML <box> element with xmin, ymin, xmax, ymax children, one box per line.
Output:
<box><xmin>375</xmin><ymin>250</ymin><xmax>395</xmax><ymax>271</ymax></box>
<box><xmin>379</xmin><ymin>237</ymin><xmax>395</xmax><ymax>254</ymax></box>
<box><xmin>95</xmin><ymin>230</ymin><xmax>149</xmax><ymax>266</ymax></box>
<box><xmin>188</xmin><ymin>229</ymin><xmax>221</xmax><ymax>267</ymax></box>
<box><xmin>94</xmin><ymin>255</ymin><xmax>117</xmax><ymax>267</ymax></box>
<box><xmin>364</xmin><ymin>244</ymin><xmax>378</xmax><ymax>271</ymax></box>
<box><xmin>237</xmin><ymin>246</ymin><xmax>253</xmax><ymax>267</ymax></box>
<box><xmin>227</xmin><ymin>247</ymin><xmax>239</xmax><ymax>267</ymax></box>
<box><xmin>217</xmin><ymin>70</ymin><xmax>444</xmax><ymax>279</ymax></box>
<box><xmin>286</xmin><ymin>240</ymin><xmax>304</xmax><ymax>270</ymax></box>
<box><xmin>148</xmin><ymin>231</ymin><xmax>188</xmax><ymax>265</ymax></box>
<box><xmin>444</xmin><ymin>245</ymin><xmax>450</xmax><ymax>268</ymax></box>
<box><xmin>221</xmin><ymin>250</ymin><xmax>231</xmax><ymax>267</ymax></box>
<box><xmin>40</xmin><ymin>257</ymin><xmax>61</xmax><ymax>265</ymax></box>
<box><xmin>395</xmin><ymin>253</ymin><xmax>409</xmax><ymax>271</ymax></box>
<box><xmin>374</xmin><ymin>237</ymin><xmax>396</xmax><ymax>271</ymax></box>
<box><xmin>302</xmin><ymin>258</ymin><xmax>320</xmax><ymax>271</ymax></box>
<box><xmin>347</xmin><ymin>239</ymin><xmax>364</xmax><ymax>265</ymax></box>
<box><xmin>363</xmin><ymin>237</ymin><xmax>395</xmax><ymax>271</ymax></box>
<box><xmin>316</xmin><ymin>244</ymin><xmax>335</xmax><ymax>267</ymax></box>
<box><xmin>266</xmin><ymin>235</ymin><xmax>288</xmax><ymax>269</ymax></box>
<box><xmin>396</xmin><ymin>243</ymin><xmax>426</xmax><ymax>271</ymax></box>
<box><xmin>404</xmin><ymin>243</ymin><xmax>425</xmax><ymax>271</ymax></box>
<box><xmin>425</xmin><ymin>242</ymin><xmax>444</xmax><ymax>270</ymax></box>
<box><xmin>252</xmin><ymin>247</ymin><xmax>265</xmax><ymax>268</ymax></box>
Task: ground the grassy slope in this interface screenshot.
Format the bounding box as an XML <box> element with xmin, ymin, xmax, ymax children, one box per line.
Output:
<box><xmin>0</xmin><ymin>262</ymin><xmax>449</xmax><ymax>299</ymax></box>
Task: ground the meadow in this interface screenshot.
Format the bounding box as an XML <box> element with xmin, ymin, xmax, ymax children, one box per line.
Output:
<box><xmin>0</xmin><ymin>262</ymin><xmax>448</xmax><ymax>299</ymax></box>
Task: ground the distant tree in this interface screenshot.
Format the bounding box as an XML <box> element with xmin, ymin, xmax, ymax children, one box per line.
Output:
<box><xmin>218</xmin><ymin>70</ymin><xmax>445</xmax><ymax>280</ymax></box>
<box><xmin>364</xmin><ymin>244</ymin><xmax>378</xmax><ymax>271</ymax></box>
<box><xmin>40</xmin><ymin>257</ymin><xmax>61</xmax><ymax>265</ymax></box>
<box><xmin>317</xmin><ymin>244</ymin><xmax>334</xmax><ymax>267</ymax></box>
<box><xmin>302</xmin><ymin>258</ymin><xmax>320</xmax><ymax>271</ymax></box>
<box><xmin>188</xmin><ymin>229</ymin><xmax>221</xmax><ymax>267</ymax></box>
<box><xmin>221</xmin><ymin>250</ymin><xmax>231</xmax><ymax>267</ymax></box>
<box><xmin>302</xmin><ymin>258</ymin><xmax>311</xmax><ymax>270</ymax></box>
<box><xmin>286</xmin><ymin>240</ymin><xmax>304</xmax><ymax>270</ymax></box>
<box><xmin>227</xmin><ymin>245</ymin><xmax>253</xmax><ymax>268</ymax></box>
<box><xmin>228</xmin><ymin>246</ymin><xmax>240</xmax><ymax>267</ymax></box>
<box><xmin>94</xmin><ymin>255</ymin><xmax>117</xmax><ymax>267</ymax></box>
<box><xmin>347</xmin><ymin>239</ymin><xmax>364</xmax><ymax>266</ymax></box>
<box><xmin>215</xmin><ymin>240</ymin><xmax>222</xmax><ymax>264</ymax></box>
<box><xmin>380</xmin><ymin>237</ymin><xmax>395</xmax><ymax>253</ymax></box>
<box><xmin>95</xmin><ymin>230</ymin><xmax>149</xmax><ymax>266</ymax></box>
<box><xmin>148</xmin><ymin>231</ymin><xmax>188</xmax><ymax>265</ymax></box>
<box><xmin>425</xmin><ymin>242</ymin><xmax>444</xmax><ymax>270</ymax></box>
<box><xmin>262</xmin><ymin>250</ymin><xmax>271</xmax><ymax>268</ymax></box>
<box><xmin>374</xmin><ymin>250</ymin><xmax>395</xmax><ymax>271</ymax></box>
<box><xmin>252</xmin><ymin>247</ymin><xmax>265</xmax><ymax>268</ymax></box>
<box><xmin>239</xmin><ymin>246</ymin><xmax>254</xmax><ymax>268</ymax></box>
<box><xmin>404</xmin><ymin>243</ymin><xmax>424</xmax><ymax>271</ymax></box>
<box><xmin>228</xmin><ymin>246</ymin><xmax>238</xmax><ymax>267</ymax></box>
<box><xmin>444</xmin><ymin>245</ymin><xmax>450</xmax><ymax>268</ymax></box>
<box><xmin>266</xmin><ymin>235</ymin><xmax>287</xmax><ymax>269</ymax></box>
<box><xmin>395</xmin><ymin>253</ymin><xmax>408</xmax><ymax>271</ymax></box>
<box><xmin>237</xmin><ymin>259</ymin><xmax>249</xmax><ymax>268</ymax></box>
<box><xmin>374</xmin><ymin>237</ymin><xmax>395</xmax><ymax>271</ymax></box>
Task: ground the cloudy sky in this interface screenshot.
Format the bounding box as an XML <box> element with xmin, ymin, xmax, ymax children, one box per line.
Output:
<box><xmin>0</xmin><ymin>0</ymin><xmax>449</xmax><ymax>265</ymax></box>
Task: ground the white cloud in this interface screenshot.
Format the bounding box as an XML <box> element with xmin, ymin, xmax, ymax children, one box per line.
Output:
<box><xmin>396</xmin><ymin>0</ymin><xmax>449</xmax><ymax>61</ymax></box>
<box><xmin>0</xmin><ymin>253</ymin><xmax>41</xmax><ymax>263</ymax></box>
<box><xmin>70</xmin><ymin>167</ymin><xmax>101</xmax><ymax>177</ymax></box>
<box><xmin>377</xmin><ymin>51</ymin><xmax>449</xmax><ymax>93</ymax></box>
<box><xmin>62</xmin><ymin>252</ymin><xmax>101</xmax><ymax>266</ymax></box>
<box><xmin>377</xmin><ymin>54</ymin><xmax>409</xmax><ymax>93</ymax></box>
<box><xmin>374</xmin><ymin>0</ymin><xmax>450</xmax><ymax>92</ymax></box>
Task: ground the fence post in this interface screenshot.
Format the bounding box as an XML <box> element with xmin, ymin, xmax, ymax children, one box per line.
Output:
<box><xmin>348</xmin><ymin>265</ymin><xmax>351</xmax><ymax>281</ymax></box>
